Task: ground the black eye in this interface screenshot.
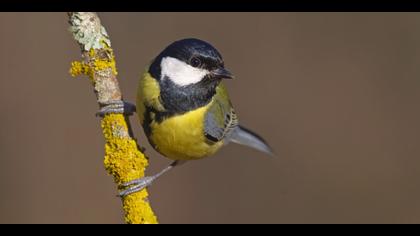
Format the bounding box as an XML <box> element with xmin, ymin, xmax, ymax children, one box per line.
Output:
<box><xmin>190</xmin><ymin>57</ymin><xmax>201</xmax><ymax>68</ymax></box>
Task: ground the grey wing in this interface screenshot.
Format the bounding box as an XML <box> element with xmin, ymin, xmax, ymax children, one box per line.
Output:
<box><xmin>204</xmin><ymin>105</ymin><xmax>239</xmax><ymax>143</ymax></box>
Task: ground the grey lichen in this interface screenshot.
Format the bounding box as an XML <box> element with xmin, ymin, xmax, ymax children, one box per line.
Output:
<box><xmin>68</xmin><ymin>12</ymin><xmax>111</xmax><ymax>51</ymax></box>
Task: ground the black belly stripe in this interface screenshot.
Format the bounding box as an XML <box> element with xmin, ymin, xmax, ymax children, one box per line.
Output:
<box><xmin>142</xmin><ymin>105</ymin><xmax>154</xmax><ymax>144</ymax></box>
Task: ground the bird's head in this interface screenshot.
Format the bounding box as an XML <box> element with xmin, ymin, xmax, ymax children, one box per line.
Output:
<box><xmin>149</xmin><ymin>38</ymin><xmax>234</xmax><ymax>87</ymax></box>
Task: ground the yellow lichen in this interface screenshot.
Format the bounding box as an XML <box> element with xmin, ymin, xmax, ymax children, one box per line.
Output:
<box><xmin>101</xmin><ymin>114</ymin><xmax>148</xmax><ymax>184</ymax></box>
<box><xmin>69</xmin><ymin>61</ymin><xmax>90</xmax><ymax>77</ymax></box>
<box><xmin>123</xmin><ymin>194</ymin><xmax>157</xmax><ymax>224</ymax></box>
<box><xmin>88</xmin><ymin>47</ymin><xmax>118</xmax><ymax>76</ymax></box>
<box><xmin>70</xmin><ymin>48</ymin><xmax>118</xmax><ymax>81</ymax></box>
<box><xmin>101</xmin><ymin>114</ymin><xmax>158</xmax><ymax>224</ymax></box>
<box><xmin>89</xmin><ymin>48</ymin><xmax>96</xmax><ymax>58</ymax></box>
<box><xmin>93</xmin><ymin>57</ymin><xmax>118</xmax><ymax>76</ymax></box>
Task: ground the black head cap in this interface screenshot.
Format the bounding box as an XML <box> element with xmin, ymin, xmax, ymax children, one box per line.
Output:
<box><xmin>149</xmin><ymin>38</ymin><xmax>225</xmax><ymax>79</ymax></box>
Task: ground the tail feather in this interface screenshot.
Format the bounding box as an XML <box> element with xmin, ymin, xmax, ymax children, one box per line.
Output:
<box><xmin>229</xmin><ymin>126</ymin><xmax>275</xmax><ymax>157</ymax></box>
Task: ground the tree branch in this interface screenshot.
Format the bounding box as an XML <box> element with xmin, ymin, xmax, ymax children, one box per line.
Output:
<box><xmin>67</xmin><ymin>12</ymin><xmax>158</xmax><ymax>224</ymax></box>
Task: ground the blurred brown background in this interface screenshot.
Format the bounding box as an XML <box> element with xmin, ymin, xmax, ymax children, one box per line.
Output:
<box><xmin>1</xmin><ymin>12</ymin><xmax>420</xmax><ymax>224</ymax></box>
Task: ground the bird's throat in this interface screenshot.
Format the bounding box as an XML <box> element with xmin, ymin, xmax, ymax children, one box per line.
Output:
<box><xmin>159</xmin><ymin>76</ymin><xmax>219</xmax><ymax>116</ymax></box>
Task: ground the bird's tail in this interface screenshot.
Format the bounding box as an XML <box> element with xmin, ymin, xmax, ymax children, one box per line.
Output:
<box><xmin>229</xmin><ymin>125</ymin><xmax>275</xmax><ymax>157</ymax></box>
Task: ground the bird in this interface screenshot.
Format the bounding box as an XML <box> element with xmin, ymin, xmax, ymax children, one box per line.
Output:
<box><xmin>117</xmin><ymin>38</ymin><xmax>274</xmax><ymax>197</ymax></box>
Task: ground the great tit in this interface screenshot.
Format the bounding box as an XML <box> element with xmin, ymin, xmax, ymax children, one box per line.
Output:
<box><xmin>118</xmin><ymin>38</ymin><xmax>274</xmax><ymax>197</ymax></box>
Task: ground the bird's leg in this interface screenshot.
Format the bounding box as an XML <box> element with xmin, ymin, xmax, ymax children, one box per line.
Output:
<box><xmin>96</xmin><ymin>100</ymin><xmax>136</xmax><ymax>117</ymax></box>
<box><xmin>118</xmin><ymin>160</ymin><xmax>183</xmax><ymax>197</ymax></box>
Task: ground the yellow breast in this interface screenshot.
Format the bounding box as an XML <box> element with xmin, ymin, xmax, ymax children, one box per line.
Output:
<box><xmin>137</xmin><ymin>72</ymin><xmax>223</xmax><ymax>160</ymax></box>
<box><xmin>149</xmin><ymin>105</ymin><xmax>223</xmax><ymax>160</ymax></box>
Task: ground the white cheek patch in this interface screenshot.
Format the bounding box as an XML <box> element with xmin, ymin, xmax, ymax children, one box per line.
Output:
<box><xmin>160</xmin><ymin>57</ymin><xmax>208</xmax><ymax>86</ymax></box>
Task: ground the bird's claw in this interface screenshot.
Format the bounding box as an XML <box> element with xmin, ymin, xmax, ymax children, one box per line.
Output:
<box><xmin>118</xmin><ymin>176</ymin><xmax>155</xmax><ymax>197</ymax></box>
<box><xmin>96</xmin><ymin>100</ymin><xmax>136</xmax><ymax>117</ymax></box>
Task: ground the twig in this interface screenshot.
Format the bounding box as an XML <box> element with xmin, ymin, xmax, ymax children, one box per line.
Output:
<box><xmin>67</xmin><ymin>12</ymin><xmax>158</xmax><ymax>224</ymax></box>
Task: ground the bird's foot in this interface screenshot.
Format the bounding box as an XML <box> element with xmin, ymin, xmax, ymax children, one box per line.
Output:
<box><xmin>118</xmin><ymin>161</ymin><xmax>180</xmax><ymax>197</ymax></box>
<box><xmin>96</xmin><ymin>100</ymin><xmax>136</xmax><ymax>117</ymax></box>
<box><xmin>118</xmin><ymin>176</ymin><xmax>155</xmax><ymax>197</ymax></box>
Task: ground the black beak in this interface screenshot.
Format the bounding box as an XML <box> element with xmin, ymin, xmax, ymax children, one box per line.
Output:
<box><xmin>212</xmin><ymin>67</ymin><xmax>234</xmax><ymax>79</ymax></box>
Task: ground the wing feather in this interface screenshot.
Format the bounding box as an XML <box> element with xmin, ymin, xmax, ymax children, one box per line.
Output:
<box><xmin>204</xmin><ymin>83</ymin><xmax>238</xmax><ymax>142</ymax></box>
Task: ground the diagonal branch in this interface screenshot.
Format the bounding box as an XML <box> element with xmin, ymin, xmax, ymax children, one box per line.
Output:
<box><xmin>67</xmin><ymin>12</ymin><xmax>158</xmax><ymax>224</ymax></box>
